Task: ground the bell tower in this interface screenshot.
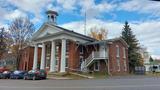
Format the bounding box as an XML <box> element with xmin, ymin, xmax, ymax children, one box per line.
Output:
<box><xmin>46</xmin><ymin>10</ymin><xmax>58</xmax><ymax>25</ymax></box>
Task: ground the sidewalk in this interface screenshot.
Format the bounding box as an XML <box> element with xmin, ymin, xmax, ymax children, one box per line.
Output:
<box><xmin>48</xmin><ymin>77</ymin><xmax>72</xmax><ymax>80</ymax></box>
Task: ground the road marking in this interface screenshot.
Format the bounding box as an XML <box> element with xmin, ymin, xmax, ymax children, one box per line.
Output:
<box><xmin>0</xmin><ymin>84</ymin><xmax>160</xmax><ymax>89</ymax></box>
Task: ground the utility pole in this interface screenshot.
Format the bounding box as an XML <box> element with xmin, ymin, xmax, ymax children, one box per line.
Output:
<box><xmin>84</xmin><ymin>11</ymin><xmax>87</xmax><ymax>35</ymax></box>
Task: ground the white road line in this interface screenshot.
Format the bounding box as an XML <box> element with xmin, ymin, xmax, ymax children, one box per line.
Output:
<box><xmin>0</xmin><ymin>84</ymin><xmax>160</xmax><ymax>89</ymax></box>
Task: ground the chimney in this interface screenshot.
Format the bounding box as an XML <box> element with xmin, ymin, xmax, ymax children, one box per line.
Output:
<box><xmin>46</xmin><ymin>10</ymin><xmax>58</xmax><ymax>25</ymax></box>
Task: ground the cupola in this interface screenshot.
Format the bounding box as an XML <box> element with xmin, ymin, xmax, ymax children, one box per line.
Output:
<box><xmin>46</xmin><ymin>10</ymin><xmax>58</xmax><ymax>24</ymax></box>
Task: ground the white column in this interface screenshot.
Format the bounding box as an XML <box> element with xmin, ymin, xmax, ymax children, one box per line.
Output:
<box><xmin>33</xmin><ymin>44</ymin><xmax>38</xmax><ymax>70</ymax></box>
<box><xmin>50</xmin><ymin>41</ymin><xmax>56</xmax><ymax>72</ymax></box>
<box><xmin>40</xmin><ymin>43</ymin><xmax>46</xmax><ymax>69</ymax></box>
<box><xmin>60</xmin><ymin>39</ymin><xmax>66</xmax><ymax>72</ymax></box>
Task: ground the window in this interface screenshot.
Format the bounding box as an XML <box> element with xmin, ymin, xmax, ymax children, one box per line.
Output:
<box><xmin>124</xmin><ymin>59</ymin><xmax>127</xmax><ymax>71</ymax></box>
<box><xmin>116</xmin><ymin>45</ymin><xmax>120</xmax><ymax>57</ymax></box>
<box><xmin>123</xmin><ymin>47</ymin><xmax>126</xmax><ymax>58</ymax></box>
<box><xmin>65</xmin><ymin>56</ymin><xmax>69</xmax><ymax>68</ymax></box>
<box><xmin>55</xmin><ymin>57</ymin><xmax>59</xmax><ymax>65</ymax></box>
<box><xmin>94</xmin><ymin>61</ymin><xmax>100</xmax><ymax>71</ymax></box>
<box><xmin>80</xmin><ymin>46</ymin><xmax>83</xmax><ymax>54</ymax></box>
<box><xmin>66</xmin><ymin>41</ymin><xmax>69</xmax><ymax>54</ymax></box>
<box><xmin>79</xmin><ymin>56</ymin><xmax>83</xmax><ymax>66</ymax></box>
<box><xmin>116</xmin><ymin>58</ymin><xmax>120</xmax><ymax>71</ymax></box>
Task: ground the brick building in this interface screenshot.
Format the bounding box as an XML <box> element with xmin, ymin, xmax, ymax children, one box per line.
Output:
<box><xmin>19</xmin><ymin>10</ymin><xmax>129</xmax><ymax>75</ymax></box>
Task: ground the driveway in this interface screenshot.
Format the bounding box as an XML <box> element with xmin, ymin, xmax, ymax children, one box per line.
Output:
<box><xmin>0</xmin><ymin>76</ymin><xmax>160</xmax><ymax>90</ymax></box>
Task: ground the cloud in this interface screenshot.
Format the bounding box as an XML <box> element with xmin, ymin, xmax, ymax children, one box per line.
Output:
<box><xmin>152</xmin><ymin>55</ymin><xmax>160</xmax><ymax>59</ymax></box>
<box><xmin>4</xmin><ymin>9</ymin><xmax>27</xmax><ymax>20</ymax></box>
<box><xmin>60</xmin><ymin>19</ymin><xmax>160</xmax><ymax>58</ymax></box>
<box><xmin>0</xmin><ymin>0</ymin><xmax>159</xmax><ymax>59</ymax></box>
<box><xmin>56</xmin><ymin>0</ymin><xmax>77</xmax><ymax>10</ymax></box>
<box><xmin>118</xmin><ymin>0</ymin><xmax>160</xmax><ymax>17</ymax></box>
<box><xmin>79</xmin><ymin>0</ymin><xmax>116</xmax><ymax>18</ymax></box>
<box><xmin>7</xmin><ymin>0</ymin><xmax>53</xmax><ymax>23</ymax></box>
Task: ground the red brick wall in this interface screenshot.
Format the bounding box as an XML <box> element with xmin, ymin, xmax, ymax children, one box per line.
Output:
<box><xmin>108</xmin><ymin>41</ymin><xmax>129</xmax><ymax>75</ymax></box>
<box><xmin>68</xmin><ymin>41</ymin><xmax>80</xmax><ymax>72</ymax></box>
<box><xmin>19</xmin><ymin>40</ymin><xmax>129</xmax><ymax>75</ymax></box>
<box><xmin>19</xmin><ymin>47</ymin><xmax>41</xmax><ymax>71</ymax></box>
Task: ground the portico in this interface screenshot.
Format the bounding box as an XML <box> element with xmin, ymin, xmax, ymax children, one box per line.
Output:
<box><xmin>32</xmin><ymin>39</ymin><xmax>67</xmax><ymax>72</ymax></box>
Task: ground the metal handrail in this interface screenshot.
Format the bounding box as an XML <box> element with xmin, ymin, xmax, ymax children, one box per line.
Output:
<box><xmin>85</xmin><ymin>51</ymin><xmax>108</xmax><ymax>67</ymax></box>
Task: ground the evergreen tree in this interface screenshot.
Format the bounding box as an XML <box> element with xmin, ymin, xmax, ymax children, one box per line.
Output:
<box><xmin>149</xmin><ymin>56</ymin><xmax>154</xmax><ymax>63</ymax></box>
<box><xmin>121</xmin><ymin>21</ymin><xmax>141</xmax><ymax>73</ymax></box>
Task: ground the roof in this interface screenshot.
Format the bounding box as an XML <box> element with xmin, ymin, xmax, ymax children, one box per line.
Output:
<box><xmin>46</xmin><ymin>10</ymin><xmax>58</xmax><ymax>16</ymax></box>
<box><xmin>53</xmin><ymin>24</ymin><xmax>96</xmax><ymax>41</ymax></box>
<box><xmin>32</xmin><ymin>22</ymin><xmax>96</xmax><ymax>42</ymax></box>
<box><xmin>85</xmin><ymin>37</ymin><xmax>129</xmax><ymax>47</ymax></box>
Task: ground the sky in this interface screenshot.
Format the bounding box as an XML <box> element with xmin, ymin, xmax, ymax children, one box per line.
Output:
<box><xmin>0</xmin><ymin>0</ymin><xmax>160</xmax><ymax>59</ymax></box>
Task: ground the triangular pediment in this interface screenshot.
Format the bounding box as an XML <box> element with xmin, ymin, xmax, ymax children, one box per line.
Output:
<box><xmin>32</xmin><ymin>23</ymin><xmax>63</xmax><ymax>40</ymax></box>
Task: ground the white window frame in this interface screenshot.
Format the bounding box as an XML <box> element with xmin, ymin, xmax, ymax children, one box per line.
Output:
<box><xmin>116</xmin><ymin>58</ymin><xmax>120</xmax><ymax>71</ymax></box>
<box><xmin>124</xmin><ymin>59</ymin><xmax>127</xmax><ymax>71</ymax></box>
<box><xmin>116</xmin><ymin>45</ymin><xmax>120</xmax><ymax>57</ymax></box>
<box><xmin>65</xmin><ymin>56</ymin><xmax>69</xmax><ymax>68</ymax></box>
<box><xmin>94</xmin><ymin>61</ymin><xmax>100</xmax><ymax>71</ymax></box>
<box><xmin>66</xmin><ymin>41</ymin><xmax>69</xmax><ymax>55</ymax></box>
<box><xmin>123</xmin><ymin>47</ymin><xmax>126</xmax><ymax>58</ymax></box>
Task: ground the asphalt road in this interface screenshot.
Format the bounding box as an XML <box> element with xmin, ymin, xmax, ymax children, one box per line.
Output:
<box><xmin>0</xmin><ymin>76</ymin><xmax>160</xmax><ymax>90</ymax></box>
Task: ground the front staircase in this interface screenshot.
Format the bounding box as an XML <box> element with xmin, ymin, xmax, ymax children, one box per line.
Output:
<box><xmin>85</xmin><ymin>51</ymin><xmax>108</xmax><ymax>67</ymax></box>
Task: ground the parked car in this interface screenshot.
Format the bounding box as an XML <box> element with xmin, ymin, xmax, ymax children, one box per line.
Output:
<box><xmin>0</xmin><ymin>67</ymin><xmax>9</xmax><ymax>73</ymax></box>
<box><xmin>0</xmin><ymin>72</ymin><xmax>3</xmax><ymax>79</ymax></box>
<box><xmin>10</xmin><ymin>70</ymin><xmax>27</xmax><ymax>79</ymax></box>
<box><xmin>24</xmin><ymin>69</ymin><xmax>47</xmax><ymax>80</ymax></box>
<box><xmin>2</xmin><ymin>71</ymin><xmax>11</xmax><ymax>79</ymax></box>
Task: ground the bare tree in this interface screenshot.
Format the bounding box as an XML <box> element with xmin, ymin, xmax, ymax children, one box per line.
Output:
<box><xmin>0</xmin><ymin>27</ymin><xmax>10</xmax><ymax>59</ymax></box>
<box><xmin>88</xmin><ymin>26</ymin><xmax>108</xmax><ymax>40</ymax></box>
<box><xmin>9</xmin><ymin>17</ymin><xmax>35</xmax><ymax>69</ymax></box>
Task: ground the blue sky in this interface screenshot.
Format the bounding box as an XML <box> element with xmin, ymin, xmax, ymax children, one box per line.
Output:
<box><xmin>0</xmin><ymin>0</ymin><xmax>160</xmax><ymax>59</ymax></box>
